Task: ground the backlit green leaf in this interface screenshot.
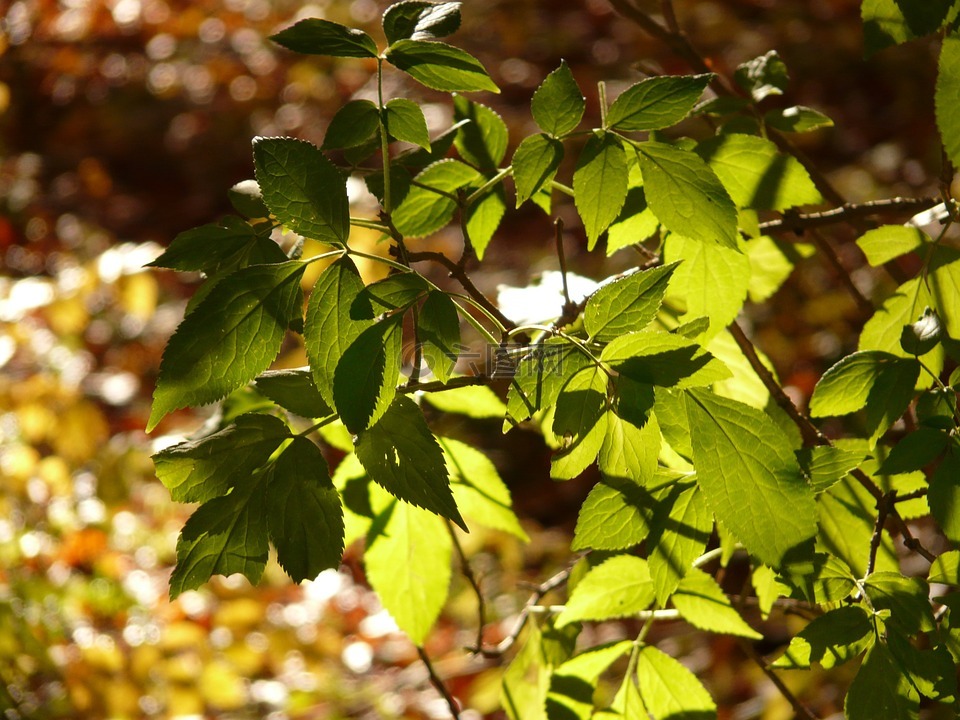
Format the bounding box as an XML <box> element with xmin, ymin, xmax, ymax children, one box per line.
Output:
<box><xmin>600</xmin><ymin>330</ymin><xmax>721</xmax><ymax>388</ymax></box>
<box><xmin>605</xmin><ymin>161</ymin><xmax>659</xmax><ymax>255</ymax></box>
<box><xmin>696</xmin><ymin>134</ymin><xmax>822</xmax><ymax>211</ymax></box>
<box><xmin>572</xmin><ymin>475</ymin><xmax>656</xmax><ymax>552</ymax></box>
<box><xmin>147</xmin><ymin>217</ymin><xmax>285</xmax><ymax>273</ymax></box>
<box><xmin>417</xmin><ymin>291</ymin><xmax>460</xmax><ymax>383</ymax></box>
<box><xmin>574</xmin><ymin>132</ymin><xmax>628</xmax><ymax>249</ymax></box>
<box><xmin>845</xmin><ymin>643</ymin><xmax>919</xmax><ymax>720</ymax></box>
<box><xmin>929</xmin><ymin>447</ymin><xmax>960</xmax><ymax>543</ymax></box>
<box><xmin>648</xmin><ymin>483</ymin><xmax>713</xmax><ymax>606</ymax></box>
<box><xmin>636</xmin><ymin>645</ymin><xmax>718</xmax><ymax>720</ymax></box>
<box><xmin>322</xmin><ymin>99</ymin><xmax>380</xmax><ymax>149</ymax></box>
<box><xmin>746</xmin><ymin>234</ymin><xmax>815</xmax><ymax>302</ymax></box>
<box><xmin>546</xmin><ymin>641</ymin><xmax>633</xmax><ymax>720</ymax></box>
<box><xmin>365</xmin><ymin>499</ymin><xmax>451</xmax><ymax>645</ymax></box>
<box><xmin>599</xmin><ymin>409</ymin><xmax>660</xmax><ymax>484</ymax></box>
<box><xmin>253</xmin><ymin>137</ymin><xmax>349</xmax><ymax>244</ymax></box>
<box><xmin>685</xmin><ymin>389</ymin><xmax>817</xmax><ymax>567</ymax></box>
<box><xmin>506</xmin><ymin>339</ymin><xmax>593</xmax><ymax>424</ymax></box>
<box><xmin>265</xmin><ymin>437</ymin><xmax>344</xmax><ymax>582</ymax></box>
<box><xmin>878</xmin><ymin>427</ymin><xmax>949</xmax><ymax>474</ymax></box>
<box><xmin>512</xmin><ymin>133</ymin><xmax>563</xmax><ymax>207</ymax></box>
<box><xmin>819</xmin><ymin>477</ymin><xmax>898</xmax><ymax>577</ymax></box>
<box><xmin>584</xmin><ymin>263</ymin><xmax>678</xmax><ymax>342</ymax></box>
<box><xmin>862</xmin><ymin>0</ymin><xmax>954</xmax><ymax>56</ymax></box>
<box><xmin>270</xmin><ymin>18</ymin><xmax>378</xmax><ymax>58</ymax></box>
<box><xmin>304</xmin><ymin>256</ymin><xmax>375</xmax><ymax>409</ymax></box>
<box><xmin>857</xmin><ymin>225</ymin><xmax>928</xmax><ymax>266</ymax></box>
<box><xmin>153</xmin><ymin>414</ymin><xmax>290</xmax><ymax>503</ymax></box>
<box><xmin>453</xmin><ymin>95</ymin><xmax>507</xmax><ymax>170</ymax></box>
<box><xmin>673</xmin><ymin>568</ymin><xmax>762</xmax><ymax>639</ymax></box>
<box><xmin>333</xmin><ymin>315</ymin><xmax>403</xmax><ymax>434</ymax></box>
<box><xmin>638</xmin><ymin>140</ymin><xmax>738</xmax><ymax>248</ymax></box>
<box><xmin>392</xmin><ymin>159</ymin><xmax>481</xmax><ymax>237</ymax></box>
<box><xmin>422</xmin><ymin>384</ymin><xmax>506</xmax><ymax>418</ymax></box>
<box><xmin>384</xmin><ymin>98</ymin><xmax>431</xmax><ymax>150</ymax></box>
<box><xmin>937</xmin><ymin>33</ymin><xmax>960</xmax><ymax>168</ymax></box>
<box><xmin>355</xmin><ymin>271</ymin><xmax>430</xmax><ymax>315</ymax></box>
<box><xmin>383</xmin><ymin>1</ymin><xmax>461</xmax><ymax>44</ymax></box>
<box><xmin>149</xmin><ymin>261</ymin><xmax>306</xmax><ymax>431</ymax></box>
<box><xmin>551</xmin><ymin>365</ymin><xmax>609</xmax><ymax>479</ymax></box>
<box><xmin>254</xmin><ymin>368</ymin><xmax>332</xmax><ymax>418</ymax></box>
<box><xmin>772</xmin><ymin>606</ymin><xmax>873</xmax><ymax>669</ymax></box>
<box><xmin>532</xmin><ymin>61</ymin><xmax>585</xmax><ymax>137</ymax></box>
<box><xmin>355</xmin><ymin>396</ymin><xmax>465</xmax><ymax>529</ymax></box>
<box><xmin>464</xmin><ymin>180</ymin><xmax>506</xmax><ymax>258</ymax></box>
<box><xmin>386</xmin><ymin>40</ymin><xmax>499</xmax><ymax>93</ymax></box>
<box><xmin>796</xmin><ymin>445</ymin><xmax>865</xmax><ymax>493</ymax></box>
<box><xmin>605</xmin><ymin>74</ymin><xmax>712</xmax><ymax>131</ymax></box>
<box><xmin>929</xmin><ymin>549</ymin><xmax>960</xmax><ymax>585</ymax></box>
<box><xmin>557</xmin><ymin>555</ymin><xmax>655</xmax><ymax>626</ymax></box>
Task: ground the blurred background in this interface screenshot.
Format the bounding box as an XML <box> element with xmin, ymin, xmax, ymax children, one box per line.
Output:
<box><xmin>0</xmin><ymin>0</ymin><xmax>948</xmax><ymax>718</ymax></box>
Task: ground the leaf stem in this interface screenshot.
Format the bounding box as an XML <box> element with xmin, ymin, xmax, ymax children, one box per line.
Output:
<box><xmin>378</xmin><ymin>59</ymin><xmax>392</xmax><ymax>215</ymax></box>
<box><xmin>349</xmin><ymin>216</ymin><xmax>390</xmax><ymax>233</ymax></box>
<box><xmin>464</xmin><ymin>165</ymin><xmax>512</xmax><ymax>206</ymax></box>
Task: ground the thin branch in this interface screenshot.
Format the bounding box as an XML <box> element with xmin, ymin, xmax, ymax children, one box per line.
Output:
<box><xmin>401</xmin><ymin>375</ymin><xmax>491</xmax><ymax>394</ymax></box>
<box><xmin>417</xmin><ymin>646</ymin><xmax>461</xmax><ymax>719</ymax></box>
<box><xmin>866</xmin><ymin>491</ymin><xmax>896</xmax><ymax>577</ymax></box>
<box><xmin>737</xmin><ymin>638</ymin><xmax>820</xmax><ymax>720</ymax></box>
<box><xmin>808</xmin><ymin>229</ymin><xmax>874</xmax><ymax>318</ymax></box>
<box><xmin>555</xmin><ymin>218</ymin><xmax>574</xmax><ymax>311</ymax></box>
<box><xmin>758</xmin><ymin>197</ymin><xmax>941</xmax><ymax>235</ymax></box>
<box><xmin>448</xmin><ymin>522</ymin><xmax>487</xmax><ymax>653</ymax></box>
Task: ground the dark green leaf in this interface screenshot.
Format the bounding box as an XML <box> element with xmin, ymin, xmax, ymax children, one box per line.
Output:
<box><xmin>685</xmin><ymin>389</ymin><xmax>817</xmax><ymax>567</ymax></box>
<box><xmin>355</xmin><ymin>396</ymin><xmax>466</xmax><ymax>528</ymax></box>
<box><xmin>148</xmin><ymin>261</ymin><xmax>306</xmax><ymax>431</ymax></box>
<box><xmin>384</xmin><ymin>98</ymin><xmax>431</xmax><ymax>150</ymax></box>
<box><xmin>147</xmin><ymin>217</ymin><xmax>285</xmax><ymax>273</ymax></box>
<box><xmin>333</xmin><ymin>315</ymin><xmax>403</xmax><ymax>434</ymax></box>
<box><xmin>900</xmin><ymin>306</ymin><xmax>943</xmax><ymax>355</ymax></box>
<box><xmin>778</xmin><ymin>552</ymin><xmax>858</xmax><ymax>603</ymax></box>
<box><xmin>584</xmin><ymin>263</ymin><xmax>678</xmax><ymax>342</ymax></box>
<box><xmin>772</xmin><ymin>606</ymin><xmax>873</xmax><ymax>669</ymax></box>
<box><xmin>574</xmin><ymin>132</ymin><xmax>628</xmax><ymax>250</ymax></box>
<box><xmin>638</xmin><ymin>141</ymin><xmax>738</xmax><ymax>248</ymax></box>
<box><xmin>417</xmin><ymin>291</ymin><xmax>460</xmax><ymax>383</ymax></box>
<box><xmin>938</xmin><ymin>33</ymin><xmax>960</xmax><ymax>168</ymax></box>
<box><xmin>254</xmin><ymin>368</ymin><xmax>332</xmax><ymax>418</ymax></box>
<box><xmin>878</xmin><ymin>427</ymin><xmax>949</xmax><ymax>475</ymax></box>
<box><xmin>464</xmin><ymin>180</ymin><xmax>506</xmax><ymax>259</ymax></box>
<box><xmin>270</xmin><ymin>18</ymin><xmax>378</xmax><ymax>58</ymax></box>
<box><xmin>169</xmin><ymin>475</ymin><xmax>269</xmax><ymax>598</ymax></box>
<box><xmin>355</xmin><ymin>271</ymin><xmax>430</xmax><ymax>316</ymax></box>
<box><xmin>453</xmin><ymin>95</ymin><xmax>508</xmax><ymax>169</ymax></box>
<box><xmin>253</xmin><ymin>137</ymin><xmax>349</xmax><ymax>245</ymax></box>
<box><xmin>265</xmin><ymin>437</ymin><xmax>344</xmax><ymax>582</ymax></box>
<box><xmin>153</xmin><ymin>414</ymin><xmax>290</xmax><ymax>503</ymax></box>
<box><xmin>304</xmin><ymin>256</ymin><xmax>375</xmax><ymax>409</ymax></box>
<box><xmin>796</xmin><ymin>445</ymin><xmax>865</xmax><ymax>493</ymax></box>
<box><xmin>886</xmin><ymin>628</ymin><xmax>958</xmax><ymax>701</ymax></box>
<box><xmin>605</xmin><ymin>74</ymin><xmax>712</xmax><ymax>131</ymax></box>
<box><xmin>512</xmin><ymin>133</ymin><xmax>563</xmax><ymax>207</ymax></box>
<box><xmin>386</xmin><ymin>39</ymin><xmax>499</xmax><ymax>93</ymax></box>
<box><xmin>392</xmin><ymin>159</ymin><xmax>480</xmax><ymax>237</ymax></box>
<box><xmin>930</xmin><ymin>447</ymin><xmax>960</xmax><ymax>542</ymax></box>
<box><xmin>864</xmin><ymin>572</ymin><xmax>936</xmax><ymax>634</ymax></box>
<box><xmin>382</xmin><ymin>0</ymin><xmax>461</xmax><ymax>44</ymax></box>
<box><xmin>763</xmin><ymin>106</ymin><xmax>834</xmax><ymax>133</ymax></box>
<box><xmin>734</xmin><ymin>50</ymin><xmax>789</xmax><ymax>102</ymax></box>
<box><xmin>845</xmin><ymin>643</ymin><xmax>919</xmax><ymax>720</ymax></box>
<box><xmin>322</xmin><ymin>99</ymin><xmax>380</xmax><ymax>149</ymax></box>
<box><xmin>863</xmin><ymin>0</ymin><xmax>954</xmax><ymax>56</ymax></box>
<box><xmin>227</xmin><ymin>180</ymin><xmax>270</xmax><ymax>219</ymax></box>
<box><xmin>532</xmin><ymin>61</ymin><xmax>584</xmax><ymax>137</ymax></box>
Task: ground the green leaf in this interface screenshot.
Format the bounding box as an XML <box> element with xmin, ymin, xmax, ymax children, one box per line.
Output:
<box><xmin>599</xmin><ymin>405</ymin><xmax>661</xmax><ymax>484</ymax></box>
<box><xmin>512</xmin><ymin>133</ymin><xmax>563</xmax><ymax>207</ymax></box>
<box><xmin>392</xmin><ymin>159</ymin><xmax>481</xmax><ymax>238</ymax></box>
<box><xmin>857</xmin><ymin>225</ymin><xmax>928</xmax><ymax>266</ymax></box>
<box><xmin>464</xmin><ymin>180</ymin><xmax>506</xmax><ymax>259</ymax></box>
<box><xmin>506</xmin><ymin>339</ymin><xmax>593</xmax><ymax>425</ymax></box>
<box><xmin>899</xmin><ymin>306</ymin><xmax>943</xmax><ymax>355</ymax></box>
<box><xmin>439</xmin><ymin>437</ymin><xmax>527</xmax><ymax>540</ymax></box>
<box><xmin>422</xmin><ymin>384</ymin><xmax>506</xmax><ymax>418</ymax></box>
<box><xmin>638</xmin><ymin>141</ymin><xmax>738</xmax><ymax>248</ymax></box>
<box><xmin>531</xmin><ymin>60</ymin><xmax>585</xmax><ymax>137</ymax></box>
<box><xmin>763</xmin><ymin>105</ymin><xmax>834</xmax><ymax>133</ymax></box>
<box><xmin>304</xmin><ymin>256</ymin><xmax>374</xmax><ymax>409</ymax></box>
<box><xmin>501</xmin><ymin>618</ymin><xmax>576</xmax><ymax>720</ymax></box>
<box><xmin>778</xmin><ymin>552</ymin><xmax>858</xmax><ymax>603</ymax></box>
<box><xmin>809</xmin><ymin>351</ymin><xmax>920</xmax><ymax>445</ymax></box>
<box><xmin>664</xmin><ymin>233</ymin><xmax>750</xmax><ymax>340</ymax></box>
<box><xmin>605</xmin><ymin>163</ymin><xmax>659</xmax><ymax>255</ymax></box>
<box><xmin>648</xmin><ymin>483</ymin><xmax>713</xmax><ymax>606</ymax></box>
<box><xmin>734</xmin><ymin>50</ymin><xmax>789</xmax><ymax>102</ymax></box>
<box><xmin>355</xmin><ymin>271</ymin><xmax>430</xmax><ymax>315</ymax></box>
<box><xmin>685</xmin><ymin>389</ymin><xmax>817</xmax><ymax>567</ymax></box>
<box><xmin>819</xmin><ymin>477</ymin><xmax>898</xmax><ymax>577</ymax></box>
<box><xmin>153</xmin><ymin>414</ymin><xmax>290</xmax><ymax>503</ymax></box>
<box><xmin>147</xmin><ymin>217</ymin><xmax>285</xmax><ymax>273</ymax></box>
<box><xmin>364</xmin><ymin>500</ymin><xmax>451</xmax><ymax>645</ymax></box>
<box><xmin>551</xmin><ymin>366</ymin><xmax>609</xmax><ymax>480</ymax></box>
<box><xmin>636</xmin><ymin>645</ymin><xmax>718</xmax><ymax>720</ymax></box>
<box><xmin>929</xmin><ymin>549</ymin><xmax>960</xmax><ymax>585</ymax></box>
<box><xmin>772</xmin><ymin>606</ymin><xmax>873</xmax><ymax>669</ymax></box>
<box><xmin>572</xmin><ymin>475</ymin><xmax>656</xmax><ymax>552</ymax></box>
<box><xmin>386</xmin><ymin>39</ymin><xmax>499</xmax><ymax>93</ymax></box>
<box><xmin>845</xmin><ymin>643</ymin><xmax>919</xmax><ymax>720</ymax></box>
<box><xmin>930</xmin><ymin>447</ymin><xmax>960</xmax><ymax>543</ymax></box>
<box><xmin>383</xmin><ymin>1</ymin><xmax>461</xmax><ymax>43</ymax></box>
<box><xmin>254</xmin><ymin>368</ymin><xmax>332</xmax><ymax>418</ymax></box>
<box><xmin>557</xmin><ymin>555</ymin><xmax>655</xmax><ymax>627</ymax></box>
<box><xmin>228</xmin><ymin>180</ymin><xmax>270</xmax><ymax>219</ymax></box>
<box><xmin>928</xmin><ymin>245</ymin><xmax>960</xmax><ymax>344</ymax></box>
<box><xmin>696</xmin><ymin>134</ymin><xmax>822</xmax><ymax>211</ymax></box>
<box><xmin>148</xmin><ymin>261</ymin><xmax>306</xmax><ymax>431</ymax></box>
<box><xmin>600</xmin><ymin>330</ymin><xmax>723</xmax><ymax>388</ymax></box>
<box><xmin>355</xmin><ymin>396</ymin><xmax>465</xmax><ymax>529</ymax></box>
<box><xmin>672</xmin><ymin>568</ymin><xmax>762</xmax><ymax>639</ymax></box>
<box><xmin>605</xmin><ymin>74</ymin><xmax>713</xmax><ymax>131</ymax></box>
<box><xmin>546</xmin><ymin>641</ymin><xmax>633</xmax><ymax>720</ymax></box>
<box><xmin>886</xmin><ymin>628</ymin><xmax>958</xmax><ymax>702</ymax></box>
<box><xmin>862</xmin><ymin>0</ymin><xmax>954</xmax><ymax>56</ymax></box>
<box><xmin>265</xmin><ymin>437</ymin><xmax>344</xmax><ymax>582</ymax></box>
<box><xmin>864</xmin><ymin>572</ymin><xmax>936</xmax><ymax>634</ymax></box>
<box><xmin>322</xmin><ymin>99</ymin><xmax>380</xmax><ymax>149</ymax></box>
<box><xmin>253</xmin><ymin>137</ymin><xmax>349</xmax><ymax>245</ymax></box>
<box><xmin>878</xmin><ymin>427</ymin><xmax>948</xmax><ymax>474</ymax></box>
<box><xmin>384</xmin><ymin>98</ymin><xmax>431</xmax><ymax>150</ymax></box>
<box><xmin>938</xmin><ymin>33</ymin><xmax>960</xmax><ymax>168</ymax></box>
<box><xmin>584</xmin><ymin>263</ymin><xmax>678</xmax><ymax>342</ymax></box>
<box><xmin>796</xmin><ymin>445</ymin><xmax>865</xmax><ymax>493</ymax></box>
<box><xmin>574</xmin><ymin>132</ymin><xmax>628</xmax><ymax>250</ymax></box>
<box><xmin>169</xmin><ymin>474</ymin><xmax>269</xmax><ymax>598</ymax></box>
<box><xmin>417</xmin><ymin>291</ymin><xmax>460</xmax><ymax>383</ymax></box>
<box><xmin>746</xmin><ymin>234</ymin><xmax>815</xmax><ymax>302</ymax></box>
<box><xmin>333</xmin><ymin>315</ymin><xmax>403</xmax><ymax>434</ymax></box>
<box><xmin>270</xmin><ymin>18</ymin><xmax>378</xmax><ymax>58</ymax></box>
<box><xmin>453</xmin><ymin>95</ymin><xmax>508</xmax><ymax>170</ymax></box>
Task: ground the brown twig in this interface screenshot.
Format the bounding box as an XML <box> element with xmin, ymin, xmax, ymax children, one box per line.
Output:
<box><xmin>808</xmin><ymin>228</ymin><xmax>874</xmax><ymax>318</ymax></box>
<box><xmin>866</xmin><ymin>491</ymin><xmax>896</xmax><ymax>577</ymax></box>
<box><xmin>447</xmin><ymin>522</ymin><xmax>488</xmax><ymax>653</ymax></box>
<box><xmin>417</xmin><ymin>646</ymin><xmax>461</xmax><ymax>719</ymax></box>
<box><xmin>737</xmin><ymin>638</ymin><xmax>820</xmax><ymax>720</ymax></box>
<box><xmin>758</xmin><ymin>197</ymin><xmax>941</xmax><ymax>235</ymax></box>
